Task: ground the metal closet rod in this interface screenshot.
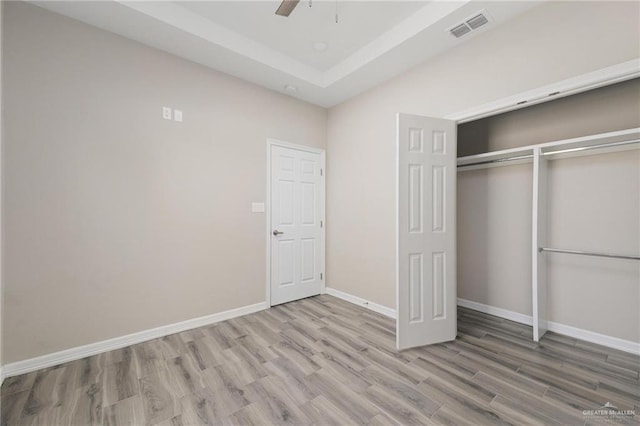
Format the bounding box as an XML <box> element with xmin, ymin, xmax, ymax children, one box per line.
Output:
<box><xmin>539</xmin><ymin>247</ymin><xmax>640</xmax><ymax>261</ymax></box>
<box><xmin>541</xmin><ymin>138</ymin><xmax>640</xmax><ymax>156</ymax></box>
<box><xmin>457</xmin><ymin>154</ymin><xmax>532</xmax><ymax>168</ymax></box>
<box><xmin>457</xmin><ymin>138</ymin><xmax>640</xmax><ymax>168</ymax></box>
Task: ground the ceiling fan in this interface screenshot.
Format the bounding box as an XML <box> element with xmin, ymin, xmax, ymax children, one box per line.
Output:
<box><xmin>275</xmin><ymin>0</ymin><xmax>338</xmax><ymax>23</ymax></box>
<box><xmin>275</xmin><ymin>0</ymin><xmax>300</xmax><ymax>17</ymax></box>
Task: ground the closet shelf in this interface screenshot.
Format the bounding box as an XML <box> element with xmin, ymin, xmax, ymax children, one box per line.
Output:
<box><xmin>457</xmin><ymin>127</ymin><xmax>640</xmax><ymax>171</ymax></box>
<box><xmin>457</xmin><ymin>147</ymin><xmax>533</xmax><ymax>171</ymax></box>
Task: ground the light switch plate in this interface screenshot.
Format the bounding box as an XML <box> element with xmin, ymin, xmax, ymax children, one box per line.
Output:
<box><xmin>174</xmin><ymin>109</ymin><xmax>183</xmax><ymax>122</ymax></box>
<box><xmin>251</xmin><ymin>202</ymin><xmax>265</xmax><ymax>213</ymax></box>
<box><xmin>162</xmin><ymin>107</ymin><xmax>172</xmax><ymax>120</ymax></box>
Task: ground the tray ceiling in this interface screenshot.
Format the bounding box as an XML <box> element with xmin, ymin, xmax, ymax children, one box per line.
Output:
<box><xmin>31</xmin><ymin>1</ymin><xmax>542</xmax><ymax>107</ymax></box>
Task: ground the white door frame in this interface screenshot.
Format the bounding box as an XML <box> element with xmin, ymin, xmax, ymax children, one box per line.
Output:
<box><xmin>266</xmin><ymin>138</ymin><xmax>326</xmax><ymax>308</ymax></box>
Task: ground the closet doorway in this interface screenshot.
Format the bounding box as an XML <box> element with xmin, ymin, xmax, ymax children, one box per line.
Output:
<box><xmin>396</xmin><ymin>63</ymin><xmax>639</xmax><ymax>353</ymax></box>
<box><xmin>455</xmin><ymin>77</ymin><xmax>640</xmax><ymax>347</ymax></box>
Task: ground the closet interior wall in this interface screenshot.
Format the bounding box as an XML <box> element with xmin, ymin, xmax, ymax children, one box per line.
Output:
<box><xmin>457</xmin><ymin>78</ymin><xmax>640</xmax><ymax>343</ymax></box>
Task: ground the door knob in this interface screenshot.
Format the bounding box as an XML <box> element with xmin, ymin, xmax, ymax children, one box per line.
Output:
<box><xmin>273</xmin><ymin>230</ymin><xmax>284</xmax><ymax>236</ymax></box>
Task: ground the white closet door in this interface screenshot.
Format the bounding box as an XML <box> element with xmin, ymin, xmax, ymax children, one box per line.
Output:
<box><xmin>397</xmin><ymin>113</ymin><xmax>457</xmax><ymax>350</ymax></box>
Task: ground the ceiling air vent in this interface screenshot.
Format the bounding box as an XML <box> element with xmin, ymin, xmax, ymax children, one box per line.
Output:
<box><xmin>466</xmin><ymin>13</ymin><xmax>489</xmax><ymax>30</ymax></box>
<box><xmin>450</xmin><ymin>24</ymin><xmax>471</xmax><ymax>38</ymax></box>
<box><xmin>449</xmin><ymin>10</ymin><xmax>491</xmax><ymax>39</ymax></box>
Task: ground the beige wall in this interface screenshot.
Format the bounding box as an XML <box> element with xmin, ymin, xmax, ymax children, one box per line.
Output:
<box><xmin>457</xmin><ymin>164</ymin><xmax>533</xmax><ymax>315</ymax></box>
<box><xmin>3</xmin><ymin>2</ymin><xmax>327</xmax><ymax>363</ymax></box>
<box><xmin>326</xmin><ymin>0</ymin><xmax>640</xmax><ymax>339</ymax></box>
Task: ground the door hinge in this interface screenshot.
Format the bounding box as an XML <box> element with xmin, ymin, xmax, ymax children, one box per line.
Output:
<box><xmin>320</xmin><ymin>272</ymin><xmax>323</xmax><ymax>280</ymax></box>
<box><xmin>320</xmin><ymin>220</ymin><xmax>323</xmax><ymax>228</ymax></box>
<box><xmin>320</xmin><ymin>168</ymin><xmax>323</xmax><ymax>176</ymax></box>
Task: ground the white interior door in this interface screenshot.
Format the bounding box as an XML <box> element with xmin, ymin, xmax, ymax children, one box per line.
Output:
<box><xmin>396</xmin><ymin>113</ymin><xmax>457</xmax><ymax>350</ymax></box>
<box><xmin>270</xmin><ymin>144</ymin><xmax>323</xmax><ymax>306</ymax></box>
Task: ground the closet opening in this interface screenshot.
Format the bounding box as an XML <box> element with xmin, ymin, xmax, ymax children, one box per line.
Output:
<box><xmin>454</xmin><ymin>77</ymin><xmax>640</xmax><ymax>348</ymax></box>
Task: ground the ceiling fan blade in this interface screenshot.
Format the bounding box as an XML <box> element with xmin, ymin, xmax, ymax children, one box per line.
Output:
<box><xmin>275</xmin><ymin>0</ymin><xmax>300</xmax><ymax>17</ymax></box>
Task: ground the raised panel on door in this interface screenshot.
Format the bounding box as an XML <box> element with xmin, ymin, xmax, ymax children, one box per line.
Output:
<box><xmin>270</xmin><ymin>145</ymin><xmax>323</xmax><ymax>306</ymax></box>
<box><xmin>277</xmin><ymin>239</ymin><xmax>295</xmax><ymax>287</ymax></box>
<box><xmin>432</xmin><ymin>252</ymin><xmax>446</xmax><ymax>319</ymax></box>
<box><xmin>408</xmin><ymin>253</ymin><xmax>424</xmax><ymax>323</ymax></box>
<box><xmin>278</xmin><ymin>180</ymin><xmax>295</xmax><ymax>226</ymax></box>
<box><xmin>301</xmin><ymin>182</ymin><xmax>316</xmax><ymax>225</ymax></box>
<box><xmin>397</xmin><ymin>114</ymin><xmax>457</xmax><ymax>350</ymax></box>
<box><xmin>409</xmin><ymin>165</ymin><xmax>423</xmax><ymax>234</ymax></box>
<box><xmin>300</xmin><ymin>238</ymin><xmax>316</xmax><ymax>282</ymax></box>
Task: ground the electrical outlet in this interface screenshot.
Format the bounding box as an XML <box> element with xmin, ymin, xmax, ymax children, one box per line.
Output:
<box><xmin>162</xmin><ymin>107</ymin><xmax>172</xmax><ymax>120</ymax></box>
<box><xmin>174</xmin><ymin>109</ymin><xmax>183</xmax><ymax>122</ymax></box>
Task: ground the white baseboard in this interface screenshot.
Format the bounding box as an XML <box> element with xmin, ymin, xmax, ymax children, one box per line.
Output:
<box><xmin>325</xmin><ymin>287</ymin><xmax>396</xmax><ymax>319</ymax></box>
<box><xmin>0</xmin><ymin>366</ymin><xmax>5</xmax><ymax>386</ymax></box>
<box><xmin>457</xmin><ymin>298</ymin><xmax>640</xmax><ymax>355</ymax></box>
<box><xmin>457</xmin><ymin>298</ymin><xmax>533</xmax><ymax>326</ymax></box>
<box><xmin>3</xmin><ymin>301</ymin><xmax>267</xmax><ymax>379</ymax></box>
<box><xmin>545</xmin><ymin>321</ymin><xmax>640</xmax><ymax>356</ymax></box>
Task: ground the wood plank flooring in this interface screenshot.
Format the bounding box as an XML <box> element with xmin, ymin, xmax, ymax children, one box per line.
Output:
<box><xmin>2</xmin><ymin>295</ymin><xmax>639</xmax><ymax>425</ymax></box>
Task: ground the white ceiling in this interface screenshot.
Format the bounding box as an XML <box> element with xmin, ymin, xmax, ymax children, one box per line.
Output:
<box><xmin>31</xmin><ymin>0</ymin><xmax>542</xmax><ymax>107</ymax></box>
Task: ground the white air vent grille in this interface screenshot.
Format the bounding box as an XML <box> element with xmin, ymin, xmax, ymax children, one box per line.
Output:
<box><xmin>450</xmin><ymin>24</ymin><xmax>471</xmax><ymax>38</ymax></box>
<box><xmin>466</xmin><ymin>13</ymin><xmax>489</xmax><ymax>30</ymax></box>
<box><xmin>449</xmin><ymin>10</ymin><xmax>491</xmax><ymax>38</ymax></box>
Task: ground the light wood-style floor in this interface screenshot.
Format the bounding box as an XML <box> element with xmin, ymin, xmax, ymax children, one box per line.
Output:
<box><xmin>2</xmin><ymin>295</ymin><xmax>639</xmax><ymax>425</ymax></box>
